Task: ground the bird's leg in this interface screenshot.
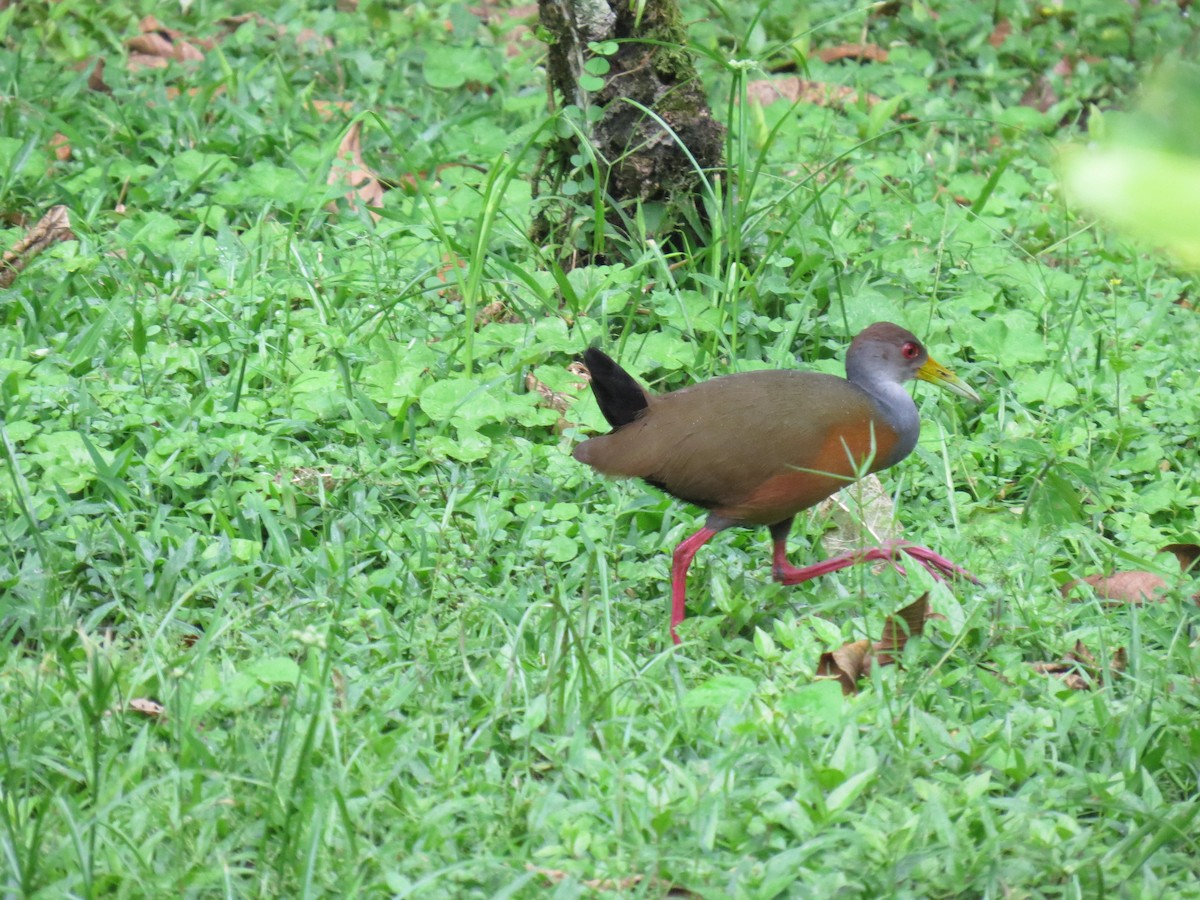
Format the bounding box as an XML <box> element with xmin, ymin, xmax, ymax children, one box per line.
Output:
<box><xmin>770</xmin><ymin>517</ymin><xmax>908</xmax><ymax>583</ymax></box>
<box><xmin>669</xmin><ymin>526</ymin><xmax>719</xmax><ymax>644</ymax></box>
<box><xmin>889</xmin><ymin>542</ymin><xmax>981</xmax><ymax>585</ymax></box>
<box><xmin>773</xmin><ymin>545</ymin><xmax>909</xmax><ymax>584</ymax></box>
<box><xmin>771</xmin><ymin>531</ymin><xmax>979</xmax><ymax>587</ymax></box>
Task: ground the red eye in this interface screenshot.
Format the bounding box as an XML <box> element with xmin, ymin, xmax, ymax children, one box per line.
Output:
<box><xmin>901</xmin><ymin>342</ymin><xmax>920</xmax><ymax>360</ymax></box>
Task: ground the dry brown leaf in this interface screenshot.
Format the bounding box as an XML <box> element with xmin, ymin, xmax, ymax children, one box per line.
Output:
<box><xmin>476</xmin><ymin>301</ymin><xmax>521</xmax><ymax>327</ymax></box>
<box><xmin>818</xmin><ymin>473</ymin><xmax>900</xmax><ymax>559</ymax></box>
<box><xmin>126</xmin><ymin>17</ymin><xmax>205</xmax><ymax>69</ymax></box>
<box><xmin>1031</xmin><ymin>640</ymin><xmax>1125</xmax><ymax>690</ymax></box>
<box><xmin>525</xmin><ymin>863</ymin><xmax>688</xmax><ymax>894</ymax></box>
<box><xmin>216</xmin><ymin>12</ymin><xmax>270</xmax><ymax>33</ymax></box>
<box><xmin>0</xmin><ymin>205</ymin><xmax>75</xmax><ymax>289</ymax></box>
<box><xmin>470</xmin><ymin>3</ymin><xmax>548</xmax><ymax>57</ymax></box>
<box><xmin>817</xmin><ymin>639</ymin><xmax>872</xmax><ymax>695</ymax></box>
<box><xmin>745</xmin><ymin>77</ymin><xmax>883</xmax><ymax>111</ymax></box>
<box><xmin>1163</xmin><ymin>543</ymin><xmax>1200</xmax><ymax>574</ymax></box>
<box><xmin>817</xmin><ymin>43</ymin><xmax>888</xmax><ymax>64</ymax></box>
<box><xmin>296</xmin><ymin>28</ymin><xmax>335</xmax><ymax>51</ymax></box>
<box><xmin>815</xmin><ymin>594</ymin><xmax>931</xmax><ymax>695</ymax></box>
<box><xmin>50</xmin><ymin>132</ymin><xmax>71</xmax><ymax>162</ymax></box>
<box><xmin>988</xmin><ymin>19</ymin><xmax>1013</xmax><ymax>48</ymax></box>
<box><xmin>128</xmin><ymin>698</ymin><xmax>166</xmax><ymax>718</ymax></box>
<box><xmin>164</xmin><ymin>85</ymin><xmax>228</xmax><ymax>101</ymax></box>
<box><xmin>310</xmin><ymin>99</ymin><xmax>355</xmax><ymax>121</ymax></box>
<box><xmin>874</xmin><ymin>592</ymin><xmax>930</xmax><ymax>663</ymax></box>
<box><xmin>87</xmin><ymin>57</ymin><xmax>113</xmax><ymax>93</ymax></box>
<box><xmin>1063</xmin><ymin>571</ymin><xmax>1168</xmax><ymax>604</ymax></box>
<box><xmin>327</xmin><ymin>121</ymin><xmax>385</xmax><ymax>221</ymax></box>
<box><xmin>525</xmin><ymin>372</ymin><xmax>572</xmax><ymax>414</ymax></box>
<box><xmin>279</xmin><ymin>467</ymin><xmax>342</xmax><ymax>492</ymax></box>
<box><xmin>127</xmin><ymin>53</ymin><xmax>170</xmax><ymax>72</ymax></box>
<box><xmin>1020</xmin><ymin>75</ymin><xmax>1058</xmax><ymax>113</ymax></box>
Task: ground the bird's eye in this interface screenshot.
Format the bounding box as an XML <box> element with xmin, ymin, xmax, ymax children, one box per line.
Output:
<box><xmin>901</xmin><ymin>342</ymin><xmax>921</xmax><ymax>360</ymax></box>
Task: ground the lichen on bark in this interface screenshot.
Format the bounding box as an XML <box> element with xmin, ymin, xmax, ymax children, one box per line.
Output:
<box><xmin>533</xmin><ymin>0</ymin><xmax>725</xmax><ymax>261</ymax></box>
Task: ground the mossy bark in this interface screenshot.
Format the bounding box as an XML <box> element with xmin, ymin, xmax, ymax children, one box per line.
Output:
<box><xmin>534</xmin><ymin>0</ymin><xmax>725</xmax><ymax>260</ymax></box>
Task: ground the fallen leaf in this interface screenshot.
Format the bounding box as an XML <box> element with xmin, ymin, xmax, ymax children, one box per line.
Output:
<box><xmin>471</xmin><ymin>3</ymin><xmax>539</xmax><ymax>57</ymax></box>
<box><xmin>126</xmin><ymin>17</ymin><xmax>206</xmax><ymax>70</ymax></box>
<box><xmin>128</xmin><ymin>698</ymin><xmax>166</xmax><ymax>717</ymax></box>
<box><xmin>817</xmin><ymin>43</ymin><xmax>888</xmax><ymax>64</ymax></box>
<box><xmin>327</xmin><ymin>121</ymin><xmax>385</xmax><ymax>220</ymax></box>
<box><xmin>815</xmin><ymin>594</ymin><xmax>930</xmax><ymax>695</ymax></box>
<box><xmin>295</xmin><ymin>28</ymin><xmax>335</xmax><ymax>51</ymax></box>
<box><xmin>1020</xmin><ymin>75</ymin><xmax>1058</xmax><ymax>113</ymax></box>
<box><xmin>1031</xmin><ymin>640</ymin><xmax>1125</xmax><ymax>690</ymax></box>
<box><xmin>524</xmin><ymin>371</ymin><xmax>572</xmax><ymax>413</ymax></box>
<box><xmin>1163</xmin><ymin>542</ymin><xmax>1200</xmax><ymax>573</ymax></box>
<box><xmin>988</xmin><ymin>19</ymin><xmax>1013</xmax><ymax>48</ymax></box>
<box><xmin>279</xmin><ymin>467</ymin><xmax>343</xmax><ymax>492</ymax></box>
<box><xmin>165</xmin><ymin>85</ymin><xmax>228</xmax><ymax>101</ymax></box>
<box><xmin>745</xmin><ymin>77</ymin><xmax>883</xmax><ymax>111</ymax></box>
<box><xmin>50</xmin><ymin>132</ymin><xmax>71</xmax><ymax>162</ymax></box>
<box><xmin>0</xmin><ymin>205</ymin><xmax>75</xmax><ymax>289</ymax></box>
<box><xmin>818</xmin><ymin>473</ymin><xmax>900</xmax><ymax>559</ymax></box>
<box><xmin>476</xmin><ymin>301</ymin><xmax>520</xmax><ymax>327</ymax></box>
<box><xmin>87</xmin><ymin>57</ymin><xmax>113</xmax><ymax>93</ymax></box>
<box><xmin>816</xmin><ymin>639</ymin><xmax>873</xmax><ymax>694</ymax></box>
<box><xmin>1062</xmin><ymin>571</ymin><xmax>1168</xmax><ymax>604</ymax></box>
<box><xmin>310</xmin><ymin>99</ymin><xmax>355</xmax><ymax>120</ymax></box>
<box><xmin>525</xmin><ymin>864</ymin><xmax>687</xmax><ymax>894</ymax></box>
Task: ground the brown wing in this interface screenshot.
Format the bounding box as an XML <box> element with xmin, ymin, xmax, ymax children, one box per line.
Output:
<box><xmin>574</xmin><ymin>371</ymin><xmax>901</xmax><ymax>526</ymax></box>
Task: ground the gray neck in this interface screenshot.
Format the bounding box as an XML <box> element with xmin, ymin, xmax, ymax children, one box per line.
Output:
<box><xmin>846</xmin><ymin>365</ymin><xmax>920</xmax><ymax>468</ymax></box>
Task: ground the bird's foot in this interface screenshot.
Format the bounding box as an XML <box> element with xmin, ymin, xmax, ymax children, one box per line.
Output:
<box><xmin>887</xmin><ymin>541</ymin><xmax>981</xmax><ymax>585</ymax></box>
<box><xmin>773</xmin><ymin>542</ymin><xmax>979</xmax><ymax>586</ymax></box>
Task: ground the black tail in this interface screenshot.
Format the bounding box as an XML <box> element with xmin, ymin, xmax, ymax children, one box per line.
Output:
<box><xmin>583</xmin><ymin>348</ymin><xmax>649</xmax><ymax>428</ymax></box>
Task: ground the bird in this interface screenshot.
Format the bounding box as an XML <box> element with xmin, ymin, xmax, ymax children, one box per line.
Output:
<box><xmin>573</xmin><ymin>322</ymin><xmax>981</xmax><ymax>644</ymax></box>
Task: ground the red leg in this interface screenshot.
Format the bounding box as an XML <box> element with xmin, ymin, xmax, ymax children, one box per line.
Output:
<box><xmin>893</xmin><ymin>542</ymin><xmax>980</xmax><ymax>585</ymax></box>
<box><xmin>772</xmin><ymin>539</ymin><xmax>979</xmax><ymax>587</ymax></box>
<box><xmin>670</xmin><ymin>526</ymin><xmax>718</xmax><ymax>644</ymax></box>
<box><xmin>773</xmin><ymin>544</ymin><xmax>908</xmax><ymax>584</ymax></box>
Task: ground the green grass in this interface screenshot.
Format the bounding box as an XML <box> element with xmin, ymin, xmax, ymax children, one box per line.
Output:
<box><xmin>2</xmin><ymin>0</ymin><xmax>1199</xmax><ymax>896</ymax></box>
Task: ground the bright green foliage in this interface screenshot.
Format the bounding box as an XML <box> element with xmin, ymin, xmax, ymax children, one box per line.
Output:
<box><xmin>1</xmin><ymin>0</ymin><xmax>1198</xmax><ymax>897</ymax></box>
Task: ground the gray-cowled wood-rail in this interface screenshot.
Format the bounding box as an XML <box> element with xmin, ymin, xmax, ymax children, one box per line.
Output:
<box><xmin>573</xmin><ymin>322</ymin><xmax>981</xmax><ymax>644</ymax></box>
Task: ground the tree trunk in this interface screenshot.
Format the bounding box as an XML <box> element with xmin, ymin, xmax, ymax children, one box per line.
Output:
<box><xmin>534</xmin><ymin>0</ymin><xmax>725</xmax><ymax>261</ymax></box>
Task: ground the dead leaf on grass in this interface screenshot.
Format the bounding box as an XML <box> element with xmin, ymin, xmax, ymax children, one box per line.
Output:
<box><xmin>1163</xmin><ymin>543</ymin><xmax>1200</xmax><ymax>574</ymax></box>
<box><xmin>1020</xmin><ymin>75</ymin><xmax>1059</xmax><ymax>113</ymax></box>
<box><xmin>476</xmin><ymin>301</ymin><xmax>521</xmax><ymax>327</ymax></box>
<box><xmin>128</xmin><ymin>698</ymin><xmax>166</xmax><ymax>718</ymax></box>
<box><xmin>525</xmin><ymin>864</ymin><xmax>688</xmax><ymax>894</ymax></box>
<box><xmin>1063</xmin><ymin>543</ymin><xmax>1200</xmax><ymax>605</ymax></box>
<box><xmin>1031</xmin><ymin>640</ymin><xmax>1126</xmax><ymax>690</ymax></box>
<box><xmin>310</xmin><ymin>99</ymin><xmax>356</xmax><ymax>121</ymax></box>
<box><xmin>0</xmin><ymin>205</ymin><xmax>75</xmax><ymax>289</ymax></box>
<box><xmin>816</xmin><ymin>43</ymin><xmax>888</xmax><ymax>64</ymax></box>
<box><xmin>327</xmin><ymin>121</ymin><xmax>385</xmax><ymax>221</ymax></box>
<box><xmin>525</xmin><ymin>372</ymin><xmax>572</xmax><ymax>414</ymax></box>
<box><xmin>126</xmin><ymin>16</ymin><xmax>205</xmax><ymax>71</ymax></box>
<box><xmin>87</xmin><ymin>57</ymin><xmax>113</xmax><ymax>93</ymax></box>
<box><xmin>745</xmin><ymin>77</ymin><xmax>884</xmax><ymax>111</ymax></box>
<box><xmin>470</xmin><ymin>2</ymin><xmax>539</xmax><ymax>57</ymax></box>
<box><xmin>988</xmin><ymin>19</ymin><xmax>1013</xmax><ymax>48</ymax></box>
<box><xmin>818</xmin><ymin>473</ymin><xmax>901</xmax><ymax>559</ymax></box>
<box><xmin>50</xmin><ymin>132</ymin><xmax>71</xmax><ymax>162</ymax></box>
<box><xmin>1062</xmin><ymin>571</ymin><xmax>1167</xmax><ymax>604</ymax></box>
<box><xmin>815</xmin><ymin>593</ymin><xmax>931</xmax><ymax>695</ymax></box>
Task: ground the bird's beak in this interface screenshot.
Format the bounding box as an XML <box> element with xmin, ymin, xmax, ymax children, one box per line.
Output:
<box><xmin>917</xmin><ymin>356</ymin><xmax>981</xmax><ymax>403</ymax></box>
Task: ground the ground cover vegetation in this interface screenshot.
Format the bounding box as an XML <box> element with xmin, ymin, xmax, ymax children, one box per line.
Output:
<box><xmin>1</xmin><ymin>0</ymin><xmax>1198</xmax><ymax>895</ymax></box>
